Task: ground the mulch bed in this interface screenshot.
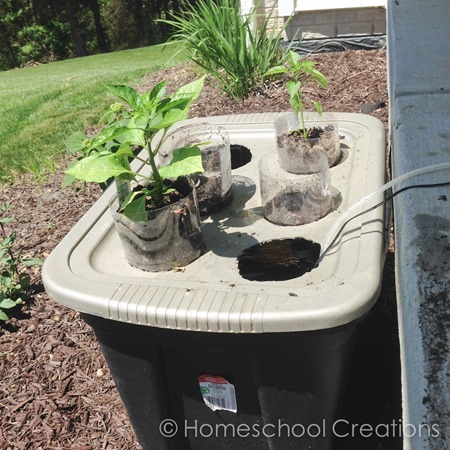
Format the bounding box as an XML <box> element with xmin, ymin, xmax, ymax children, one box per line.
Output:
<box><xmin>0</xmin><ymin>49</ymin><xmax>400</xmax><ymax>450</ymax></box>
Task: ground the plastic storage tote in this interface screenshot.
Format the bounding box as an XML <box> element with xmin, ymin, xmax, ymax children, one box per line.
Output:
<box><xmin>43</xmin><ymin>112</ymin><xmax>387</xmax><ymax>450</ymax></box>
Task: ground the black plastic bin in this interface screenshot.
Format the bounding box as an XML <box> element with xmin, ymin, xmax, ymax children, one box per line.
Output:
<box><xmin>83</xmin><ymin>313</ymin><xmax>362</xmax><ymax>450</ymax></box>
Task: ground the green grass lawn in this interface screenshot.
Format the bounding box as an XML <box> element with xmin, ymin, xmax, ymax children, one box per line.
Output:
<box><xmin>0</xmin><ymin>44</ymin><xmax>187</xmax><ymax>182</ymax></box>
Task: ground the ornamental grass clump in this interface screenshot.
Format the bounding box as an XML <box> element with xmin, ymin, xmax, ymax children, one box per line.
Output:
<box><xmin>162</xmin><ymin>0</ymin><xmax>290</xmax><ymax>98</ymax></box>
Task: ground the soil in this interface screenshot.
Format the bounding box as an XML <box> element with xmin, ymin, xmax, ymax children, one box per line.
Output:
<box><xmin>277</xmin><ymin>124</ymin><xmax>341</xmax><ymax>170</ymax></box>
<box><xmin>191</xmin><ymin>149</ymin><xmax>233</xmax><ymax>215</ymax></box>
<box><xmin>238</xmin><ymin>238</ymin><xmax>321</xmax><ymax>281</ymax></box>
<box><xmin>0</xmin><ymin>49</ymin><xmax>401</xmax><ymax>450</ymax></box>
<box><xmin>136</xmin><ymin>177</ymin><xmax>194</xmax><ymax>210</ymax></box>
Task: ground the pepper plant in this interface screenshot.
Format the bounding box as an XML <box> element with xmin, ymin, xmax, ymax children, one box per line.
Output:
<box><xmin>64</xmin><ymin>76</ymin><xmax>206</xmax><ymax>222</ymax></box>
<box><xmin>265</xmin><ymin>50</ymin><xmax>329</xmax><ymax>139</ymax></box>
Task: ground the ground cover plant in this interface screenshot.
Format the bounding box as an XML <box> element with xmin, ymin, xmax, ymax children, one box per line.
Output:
<box><xmin>0</xmin><ymin>204</ymin><xmax>42</xmax><ymax>321</ymax></box>
<box><xmin>0</xmin><ymin>44</ymin><xmax>187</xmax><ymax>182</ymax></box>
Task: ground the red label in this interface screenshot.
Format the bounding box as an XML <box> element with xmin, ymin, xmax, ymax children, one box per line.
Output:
<box><xmin>198</xmin><ymin>375</ymin><xmax>229</xmax><ymax>384</ymax></box>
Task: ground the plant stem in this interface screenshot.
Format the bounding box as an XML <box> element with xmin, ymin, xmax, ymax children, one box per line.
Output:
<box><xmin>0</xmin><ymin>223</ymin><xmax>21</xmax><ymax>281</ymax></box>
<box><xmin>299</xmin><ymin>108</ymin><xmax>307</xmax><ymax>140</ymax></box>
<box><xmin>145</xmin><ymin>136</ymin><xmax>165</xmax><ymax>196</ymax></box>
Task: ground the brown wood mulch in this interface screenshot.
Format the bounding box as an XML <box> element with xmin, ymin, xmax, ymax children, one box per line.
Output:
<box><xmin>0</xmin><ymin>49</ymin><xmax>393</xmax><ymax>450</ymax></box>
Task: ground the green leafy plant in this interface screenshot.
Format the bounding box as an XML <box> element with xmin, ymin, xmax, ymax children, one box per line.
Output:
<box><xmin>265</xmin><ymin>50</ymin><xmax>329</xmax><ymax>139</ymax></box>
<box><xmin>0</xmin><ymin>204</ymin><xmax>43</xmax><ymax>321</ymax></box>
<box><xmin>161</xmin><ymin>0</ymin><xmax>290</xmax><ymax>99</ymax></box>
<box><xmin>64</xmin><ymin>76</ymin><xmax>206</xmax><ymax>222</ymax></box>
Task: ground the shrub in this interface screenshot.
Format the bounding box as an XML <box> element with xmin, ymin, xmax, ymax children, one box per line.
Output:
<box><xmin>16</xmin><ymin>24</ymin><xmax>58</xmax><ymax>64</ymax></box>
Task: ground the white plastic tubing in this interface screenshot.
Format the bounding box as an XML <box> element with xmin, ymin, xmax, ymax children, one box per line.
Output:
<box><xmin>319</xmin><ymin>162</ymin><xmax>450</xmax><ymax>260</ymax></box>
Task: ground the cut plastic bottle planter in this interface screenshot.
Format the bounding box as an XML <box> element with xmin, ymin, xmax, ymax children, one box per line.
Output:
<box><xmin>43</xmin><ymin>112</ymin><xmax>387</xmax><ymax>450</ymax></box>
<box><xmin>109</xmin><ymin>177</ymin><xmax>204</xmax><ymax>272</ymax></box>
<box><xmin>160</xmin><ymin>122</ymin><xmax>233</xmax><ymax>215</ymax></box>
<box><xmin>275</xmin><ymin>112</ymin><xmax>341</xmax><ymax>171</ymax></box>
<box><xmin>259</xmin><ymin>150</ymin><xmax>333</xmax><ymax>225</ymax></box>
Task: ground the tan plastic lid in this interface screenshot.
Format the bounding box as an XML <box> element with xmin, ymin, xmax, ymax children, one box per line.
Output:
<box><xmin>43</xmin><ymin>112</ymin><xmax>387</xmax><ymax>333</ymax></box>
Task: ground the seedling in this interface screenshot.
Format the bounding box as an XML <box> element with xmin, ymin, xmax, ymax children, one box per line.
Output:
<box><xmin>265</xmin><ymin>50</ymin><xmax>328</xmax><ymax>139</ymax></box>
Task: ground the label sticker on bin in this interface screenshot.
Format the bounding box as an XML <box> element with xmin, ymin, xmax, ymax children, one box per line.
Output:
<box><xmin>198</xmin><ymin>375</ymin><xmax>237</xmax><ymax>413</ymax></box>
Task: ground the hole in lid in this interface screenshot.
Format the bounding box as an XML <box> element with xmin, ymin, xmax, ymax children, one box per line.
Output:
<box><xmin>237</xmin><ymin>238</ymin><xmax>321</xmax><ymax>281</ymax></box>
<box><xmin>231</xmin><ymin>144</ymin><xmax>252</xmax><ymax>169</ymax></box>
<box><xmin>333</xmin><ymin>146</ymin><xmax>349</xmax><ymax>166</ymax></box>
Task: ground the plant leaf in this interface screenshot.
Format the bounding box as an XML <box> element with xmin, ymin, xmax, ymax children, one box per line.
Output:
<box><xmin>286</xmin><ymin>80</ymin><xmax>302</xmax><ymax>114</ymax></box>
<box><xmin>65</xmin><ymin>154</ymin><xmax>133</xmax><ymax>183</ymax></box>
<box><xmin>64</xmin><ymin>131</ymin><xmax>88</xmax><ymax>153</ymax></box>
<box><xmin>87</xmin><ymin>125</ymin><xmax>130</xmax><ymax>150</ymax></box>
<box><xmin>264</xmin><ymin>66</ymin><xmax>288</xmax><ymax>77</ymax></box>
<box><xmin>121</xmin><ymin>127</ymin><xmax>146</xmax><ymax>148</ymax></box>
<box><xmin>22</xmin><ymin>257</ymin><xmax>43</xmax><ymax>266</ymax></box>
<box><xmin>149</xmin><ymin>108</ymin><xmax>188</xmax><ymax>132</ymax></box>
<box><xmin>311</xmin><ymin>68</ymin><xmax>329</xmax><ymax>89</ymax></box>
<box><xmin>0</xmin><ymin>309</ymin><xmax>9</xmax><ymax>321</ymax></box>
<box><xmin>172</xmin><ymin>76</ymin><xmax>205</xmax><ymax>103</ymax></box>
<box><xmin>313</xmin><ymin>101</ymin><xmax>324</xmax><ymax>116</ymax></box>
<box><xmin>62</xmin><ymin>173</ymin><xmax>78</xmax><ymax>187</ymax></box>
<box><xmin>114</xmin><ymin>142</ymin><xmax>134</xmax><ymax>158</ymax></box>
<box><xmin>119</xmin><ymin>190</ymin><xmax>142</xmax><ymax>211</ymax></box>
<box><xmin>286</xmin><ymin>80</ymin><xmax>301</xmax><ymax>98</ymax></box>
<box><xmin>122</xmin><ymin>194</ymin><xmax>148</xmax><ymax>223</ymax></box>
<box><xmin>1</xmin><ymin>234</ymin><xmax>15</xmax><ymax>246</ymax></box>
<box><xmin>149</xmin><ymin>80</ymin><xmax>167</xmax><ymax>100</ymax></box>
<box><xmin>100</xmin><ymin>109</ymin><xmax>116</xmax><ymax>125</ymax></box>
<box><xmin>159</xmin><ymin>145</ymin><xmax>203</xmax><ymax>179</ymax></box>
<box><xmin>104</xmin><ymin>84</ymin><xmax>140</xmax><ymax>110</ymax></box>
<box><xmin>156</xmin><ymin>97</ymin><xmax>191</xmax><ymax>115</ymax></box>
<box><xmin>19</xmin><ymin>272</ymin><xmax>31</xmax><ymax>288</ymax></box>
<box><xmin>288</xmin><ymin>50</ymin><xmax>301</xmax><ymax>69</ymax></box>
<box><xmin>0</xmin><ymin>298</ymin><xmax>20</xmax><ymax>309</ymax></box>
